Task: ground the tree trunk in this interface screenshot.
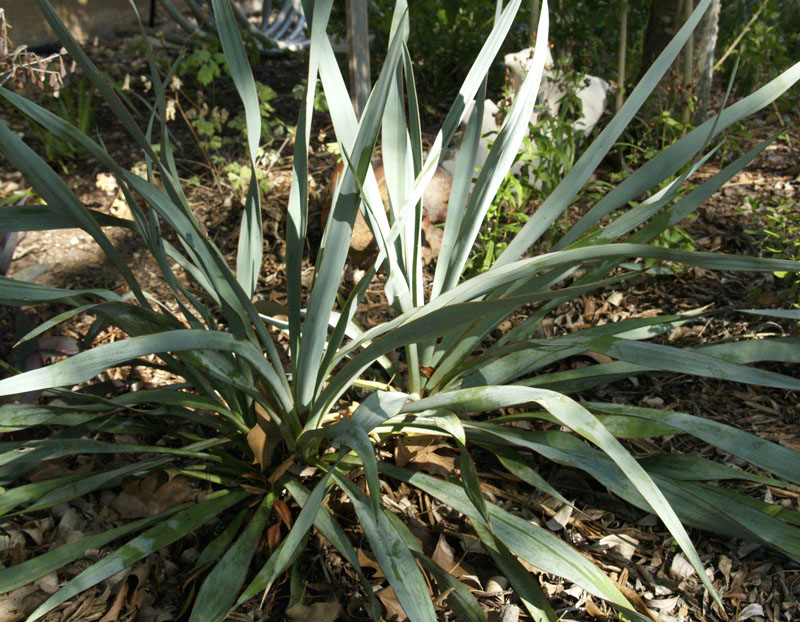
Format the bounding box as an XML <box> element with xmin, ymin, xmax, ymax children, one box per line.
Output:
<box><xmin>693</xmin><ymin>0</ymin><xmax>720</xmax><ymax>122</ymax></box>
<box><xmin>639</xmin><ymin>0</ymin><xmax>681</xmax><ymax>81</ymax></box>
<box><xmin>638</xmin><ymin>0</ymin><xmax>720</xmax><ymax>123</ymax></box>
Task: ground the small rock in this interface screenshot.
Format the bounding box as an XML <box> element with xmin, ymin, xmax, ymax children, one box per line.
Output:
<box><xmin>498</xmin><ymin>604</ymin><xmax>520</xmax><ymax>622</ymax></box>
<box><xmin>486</xmin><ymin>576</ymin><xmax>508</xmax><ymax>593</ymax></box>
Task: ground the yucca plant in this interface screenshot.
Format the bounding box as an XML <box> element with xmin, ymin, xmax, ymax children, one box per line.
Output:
<box><xmin>1</xmin><ymin>0</ymin><xmax>799</xmax><ymax>620</ymax></box>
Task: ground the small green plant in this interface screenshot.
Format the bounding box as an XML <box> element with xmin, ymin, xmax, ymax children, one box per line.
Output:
<box><xmin>469</xmin><ymin>57</ymin><xmax>592</xmax><ymax>273</ymax></box>
<box><xmin>170</xmin><ymin>67</ymin><xmax>283</xmax><ymax>197</ymax></box>
<box><xmin>292</xmin><ymin>79</ymin><xmax>329</xmax><ymax>113</ymax></box>
<box><xmin>744</xmin><ymin>194</ymin><xmax>800</xmax><ymax>305</ymax></box>
<box><xmin>1</xmin><ymin>1</ymin><xmax>800</xmax><ymax>621</ymax></box>
<box><xmin>718</xmin><ymin>0</ymin><xmax>800</xmax><ymax>96</ymax></box>
<box><xmin>24</xmin><ymin>74</ymin><xmax>100</xmax><ymax>163</ymax></box>
<box><xmin>180</xmin><ymin>39</ymin><xmax>230</xmax><ymax>87</ymax></box>
<box><xmin>616</xmin><ymin>99</ymin><xmax>696</xmax><ymax>172</ymax></box>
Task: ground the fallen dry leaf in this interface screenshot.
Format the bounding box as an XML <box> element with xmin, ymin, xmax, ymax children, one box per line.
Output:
<box><xmin>274</xmin><ymin>498</ymin><xmax>293</xmax><ymax>529</ymax></box>
<box><xmin>395</xmin><ymin>435</ymin><xmax>456</xmax><ymax>478</ymax></box>
<box><xmin>486</xmin><ymin>576</ymin><xmax>508</xmax><ymax>594</ymax></box>
<box><xmin>356</xmin><ymin>548</ymin><xmax>385</xmax><ymax>580</ymax></box>
<box><xmin>248</xmin><ymin>403</ymin><xmax>282</xmax><ymax>471</ymax></box>
<box><xmin>99</xmin><ymin>562</ymin><xmax>151</xmax><ymax>622</ymax></box>
<box><xmin>112</xmin><ymin>473</ymin><xmax>197</xmax><ymax>518</ymax></box>
<box><xmin>431</xmin><ymin>535</ymin><xmax>472</xmax><ymax>580</ymax></box>
<box><xmin>499</xmin><ymin>604</ymin><xmax>520</xmax><ymax>622</ymax></box>
<box><xmin>669</xmin><ymin>553</ymin><xmax>696</xmax><ymax>581</ymax></box>
<box><xmin>285</xmin><ymin>601</ymin><xmax>342</xmax><ymax>622</ymax></box>
<box><xmin>376</xmin><ymin>586</ymin><xmax>408</xmax><ymax>622</ymax></box>
<box><xmin>545</xmin><ymin>504</ymin><xmax>573</xmax><ymax>531</ymax></box>
<box><xmin>267</xmin><ymin>523</ymin><xmax>282</xmax><ymax>551</ymax></box>
<box><xmin>738</xmin><ymin>603</ymin><xmax>765</xmax><ymax>620</ymax></box>
<box><xmin>598</xmin><ymin>534</ymin><xmax>639</xmax><ymax>560</ymax></box>
<box><xmin>0</xmin><ymin>586</ymin><xmax>46</xmax><ymax>622</ymax></box>
<box><xmin>585</xmin><ymin>598</ymin><xmax>605</xmax><ymax>618</ymax></box>
<box><xmin>615</xmin><ymin>569</ymin><xmax>659</xmax><ymax>622</ymax></box>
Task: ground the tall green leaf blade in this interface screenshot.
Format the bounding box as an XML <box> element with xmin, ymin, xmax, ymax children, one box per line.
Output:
<box><xmin>0</xmin><ymin>203</ymin><xmax>135</xmax><ymax>232</ymax></box>
<box><xmin>639</xmin><ymin>454</ymin><xmax>788</xmax><ymax>487</ymax></box>
<box><xmin>195</xmin><ymin>508</ymin><xmax>250</xmax><ymax>568</ymax></box>
<box><xmin>0</xmin><ymin>474</ymin><xmax>86</xmax><ymax>515</ymax></box>
<box><xmin>296</xmin><ymin>25</ymin><xmax>413</xmax><ymax>412</ymax></box>
<box><xmin>0</xmin><ymin>276</ymin><xmax>120</xmax><ymax>305</ymax></box>
<box><xmin>286</xmin><ymin>1</ymin><xmax>334</xmax><ymax>367</ymax></box>
<box><xmin>555</xmin><ymin>61</ymin><xmax>800</xmax><ymax>251</ymax></box>
<box><xmin>189</xmin><ymin>494</ymin><xmax>273</xmax><ymax>622</ymax></box>
<box><xmin>495</xmin><ymin>447</ymin><xmax>571</xmax><ymax>506</ymax></box>
<box><xmin>1</xmin><ymin>85</ymin><xmax>284</xmax><ymax>377</ymax></box>
<box><xmin>443</xmin><ymin>1</ymin><xmax>550</xmax><ymax>289</ymax></box>
<box><xmin>33</xmin><ymin>0</ymin><xmax>156</xmax><ymax>158</ymax></box>
<box><xmin>239</xmin><ymin>466</ymin><xmax>337</xmax><ymax>600</ymax></box>
<box><xmin>473</xmin><ymin>426</ymin><xmax>799</xmax><ymax>558</ymax></box>
<box><xmin>0</xmin><ymin>330</ymin><xmax>292</xmax><ymax>413</ymax></box>
<box><xmin>436</xmin><ymin>0</ymin><xmax>522</xmax><ymax>149</ymax></box>
<box><xmin>562</xmin><ymin>335</ymin><xmax>800</xmax><ymax>391</ymax></box>
<box><xmin>334</xmin><ymin>473</ymin><xmax>436</xmax><ymax>622</ymax></box>
<box><xmin>586</xmin><ymin>402</ymin><xmax>800</xmax><ymax>485</ymax></box>
<box><xmin>301</xmin><ymin>391</ymin><xmax>407</xmax><ymax>516</ymax></box>
<box><xmin>0</xmin><ymin>120</ymin><xmax>145</xmax><ymax>303</ymax></box>
<box><xmin>210</xmin><ymin>0</ymin><xmax>262</xmax><ymax>296</ymax></box>
<box><xmin>431</xmin><ymin>85</ymin><xmax>485</xmax><ymax>301</ymax></box>
<box><xmin>494</xmin><ymin>0</ymin><xmax>713</xmax><ymax>265</ymax></box>
<box><xmin>315</xmin><ymin>32</ymin><xmax>411</xmax><ymax>312</ymax></box>
<box><xmin>471</xmin><ymin>518</ymin><xmax>558</xmax><ymax>622</ymax></box>
<box><xmin>210</xmin><ymin>0</ymin><xmax>259</xmax><ymax>163</ymax></box>
<box><xmin>402</xmin><ymin>387</ymin><xmax>720</xmax><ymax>604</ymax></box>
<box><xmin>24</xmin><ymin>458</ymin><xmax>172</xmax><ymax>513</ymax></box>
<box><xmin>300</xmin><ymin>419</ymin><xmax>382</xmax><ymax>517</ymax></box>
<box><xmin>282</xmin><ymin>477</ymin><xmax>380</xmax><ymax>618</ymax></box>
<box><xmin>379</xmin><ymin>463</ymin><xmax>642</xmax><ymax>617</ymax></box>
<box><xmin>414</xmin><ymin>555</ymin><xmax>485</xmax><ymax>622</ymax></box>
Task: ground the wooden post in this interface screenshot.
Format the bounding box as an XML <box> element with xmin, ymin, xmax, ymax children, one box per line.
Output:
<box><xmin>616</xmin><ymin>0</ymin><xmax>628</xmax><ymax>112</ymax></box>
<box><xmin>346</xmin><ymin>0</ymin><xmax>370</xmax><ymax>119</ymax></box>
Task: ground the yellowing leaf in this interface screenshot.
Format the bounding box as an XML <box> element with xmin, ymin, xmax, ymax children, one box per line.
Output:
<box><xmin>247</xmin><ymin>402</ymin><xmax>281</xmax><ymax>471</ymax></box>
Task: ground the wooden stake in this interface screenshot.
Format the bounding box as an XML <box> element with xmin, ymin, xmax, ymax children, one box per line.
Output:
<box><xmin>346</xmin><ymin>0</ymin><xmax>371</xmax><ymax>119</ymax></box>
<box><xmin>617</xmin><ymin>0</ymin><xmax>628</xmax><ymax>112</ymax></box>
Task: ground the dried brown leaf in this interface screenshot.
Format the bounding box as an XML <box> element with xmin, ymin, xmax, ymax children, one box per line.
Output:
<box><xmin>356</xmin><ymin>548</ymin><xmax>385</xmax><ymax>580</ymax></box>
<box><xmin>111</xmin><ymin>473</ymin><xmax>197</xmax><ymax>519</ymax></box>
<box><xmin>585</xmin><ymin>598</ymin><xmax>605</xmax><ymax>617</ymax></box>
<box><xmin>0</xmin><ymin>586</ymin><xmax>45</xmax><ymax>622</ymax></box>
<box><xmin>285</xmin><ymin>601</ymin><xmax>342</xmax><ymax>622</ymax></box>
<box><xmin>376</xmin><ymin>586</ymin><xmax>407</xmax><ymax>622</ymax></box>
<box><xmin>267</xmin><ymin>523</ymin><xmax>282</xmax><ymax>552</ymax></box>
<box><xmin>248</xmin><ymin>403</ymin><xmax>282</xmax><ymax>471</ymax></box>
<box><xmin>431</xmin><ymin>535</ymin><xmax>471</xmax><ymax>580</ymax></box>
<box><xmin>274</xmin><ymin>499</ymin><xmax>293</xmax><ymax>529</ymax></box>
<box><xmin>395</xmin><ymin>436</ymin><xmax>456</xmax><ymax>478</ymax></box>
